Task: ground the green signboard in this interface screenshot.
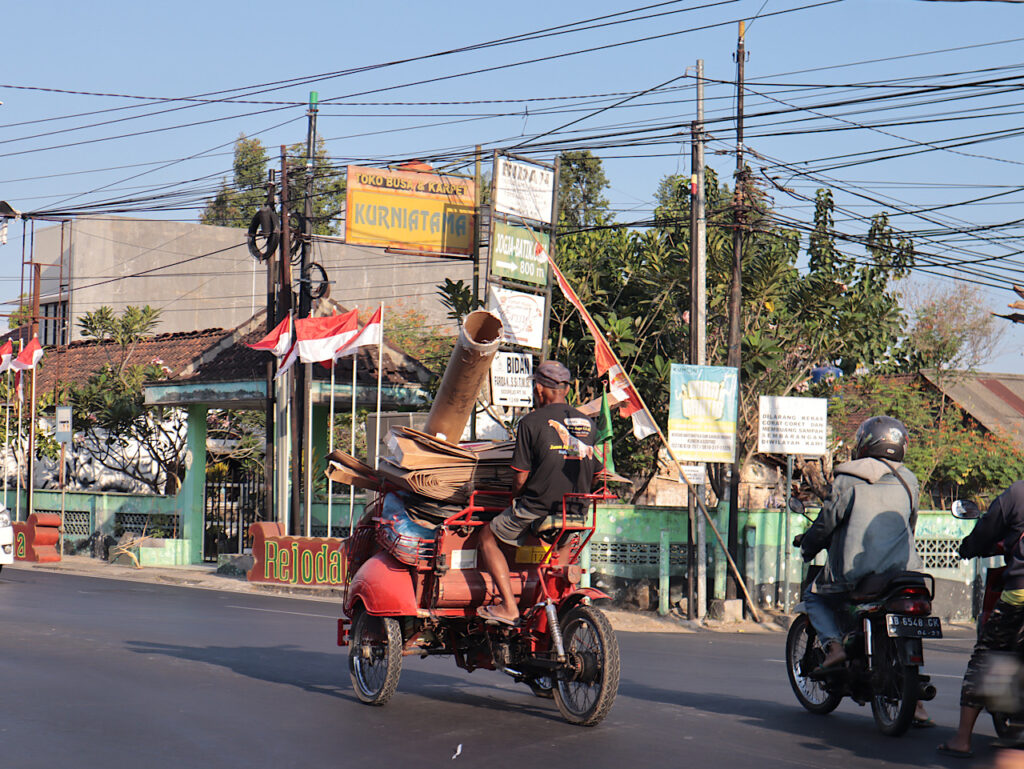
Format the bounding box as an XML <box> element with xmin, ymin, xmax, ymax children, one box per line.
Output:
<box><xmin>489</xmin><ymin>221</ymin><xmax>549</xmax><ymax>286</ymax></box>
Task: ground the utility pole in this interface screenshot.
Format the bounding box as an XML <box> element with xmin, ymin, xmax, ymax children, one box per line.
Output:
<box><xmin>725</xmin><ymin>21</ymin><xmax>746</xmax><ymax>601</ymax></box>
<box><xmin>296</xmin><ymin>91</ymin><xmax>318</xmax><ymax>536</ymax></box>
<box><xmin>688</xmin><ymin>58</ymin><xmax>707</xmax><ymax>620</ymax></box>
<box><xmin>263</xmin><ymin>169</ymin><xmax>277</xmax><ymax>525</ymax></box>
<box><xmin>26</xmin><ymin>260</ymin><xmax>40</xmax><ymax>519</ymax></box>
<box><xmin>278</xmin><ymin>148</ymin><xmax>293</xmax><ymax>534</ymax></box>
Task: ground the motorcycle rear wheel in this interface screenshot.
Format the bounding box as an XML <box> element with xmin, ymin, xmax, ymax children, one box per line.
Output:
<box><xmin>993</xmin><ymin>713</ymin><xmax>1024</xmax><ymax>742</ymax></box>
<box><xmin>553</xmin><ymin>606</ymin><xmax>620</xmax><ymax>727</ymax></box>
<box><xmin>870</xmin><ymin>638</ymin><xmax>918</xmax><ymax>737</ymax></box>
<box><xmin>349</xmin><ymin>610</ymin><xmax>403</xmax><ymax>706</ymax></box>
<box><xmin>785</xmin><ymin>615</ymin><xmax>843</xmax><ymax>714</ymax></box>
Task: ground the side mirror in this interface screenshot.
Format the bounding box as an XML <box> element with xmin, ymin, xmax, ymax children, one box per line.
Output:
<box><xmin>788</xmin><ymin>497</ymin><xmax>806</xmax><ymax>516</ymax></box>
<box><xmin>952</xmin><ymin>499</ymin><xmax>982</xmax><ymax>520</ymax></box>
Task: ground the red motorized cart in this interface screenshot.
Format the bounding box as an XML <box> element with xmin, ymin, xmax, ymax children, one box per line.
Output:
<box><xmin>338</xmin><ymin>486</ymin><xmax>620</xmax><ymax>726</ymax></box>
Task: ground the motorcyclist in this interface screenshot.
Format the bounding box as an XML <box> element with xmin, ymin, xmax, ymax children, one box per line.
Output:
<box><xmin>938</xmin><ymin>481</ymin><xmax>1024</xmax><ymax>759</ymax></box>
<box><xmin>795</xmin><ymin>416</ymin><xmax>922</xmax><ymax>671</ymax></box>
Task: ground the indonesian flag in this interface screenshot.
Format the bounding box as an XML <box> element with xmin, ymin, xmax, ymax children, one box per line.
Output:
<box><xmin>549</xmin><ymin>258</ymin><xmax>658</xmax><ymax>440</ymax></box>
<box><xmin>0</xmin><ymin>340</ymin><xmax>13</xmax><ymax>373</ymax></box>
<box><xmin>277</xmin><ymin>310</ymin><xmax>359</xmax><ymax>378</ymax></box>
<box><xmin>12</xmin><ymin>337</ymin><xmax>43</xmax><ymax>403</ymax></box>
<box><xmin>331</xmin><ymin>306</ymin><xmax>382</xmax><ymax>361</ymax></box>
<box><xmin>247</xmin><ymin>314</ymin><xmax>292</xmax><ymax>359</ymax></box>
<box><xmin>12</xmin><ymin>337</ymin><xmax>43</xmax><ymax>371</ymax></box>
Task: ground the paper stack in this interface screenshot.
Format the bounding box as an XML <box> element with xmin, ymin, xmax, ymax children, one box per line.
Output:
<box><xmin>326</xmin><ymin>425</ymin><xmax>516</xmax><ymax>507</ymax></box>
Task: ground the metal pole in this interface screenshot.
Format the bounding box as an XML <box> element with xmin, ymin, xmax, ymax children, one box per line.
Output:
<box><xmin>59</xmin><ymin>442</ymin><xmax>66</xmax><ymax>557</ymax></box>
<box><xmin>374</xmin><ymin>306</ymin><xmax>384</xmax><ymax>470</ymax></box>
<box><xmin>27</xmin><ymin>366</ymin><xmax>36</xmax><ymax>519</ymax></box>
<box><xmin>14</xmin><ymin>341</ymin><xmax>21</xmax><ymax>522</ymax></box>
<box><xmin>278</xmin><ymin>148</ymin><xmax>293</xmax><ymax>533</ymax></box>
<box><xmin>784</xmin><ymin>454</ymin><xmax>794</xmax><ymax>613</ymax></box>
<box><xmin>298</xmin><ymin>91</ymin><xmax>318</xmax><ymax>537</ymax></box>
<box><xmin>264</xmin><ymin>170</ymin><xmax>277</xmax><ymax>525</ymax></box>
<box><xmin>471</xmin><ymin>147</ymin><xmax>482</xmax><ymax>440</ymax></box>
<box><xmin>725</xmin><ymin>21</ymin><xmax>746</xmax><ymax>601</ymax></box>
<box><xmin>3</xmin><ymin>370</ymin><xmax>9</xmax><ymax>508</ymax></box>
<box><xmin>541</xmin><ymin>157</ymin><xmax>560</xmax><ymax>362</ymax></box>
<box><xmin>348</xmin><ymin>352</ymin><xmax>357</xmax><ymax>532</ymax></box>
<box><xmin>659</xmin><ymin>528</ymin><xmax>670</xmax><ymax>616</ymax></box>
<box><xmin>327</xmin><ymin>363</ymin><xmax>335</xmax><ymax>536</ymax></box>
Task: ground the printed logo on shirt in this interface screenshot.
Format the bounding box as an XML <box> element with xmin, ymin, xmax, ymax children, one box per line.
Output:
<box><xmin>547</xmin><ymin>419</ymin><xmax>594</xmax><ymax>460</ymax></box>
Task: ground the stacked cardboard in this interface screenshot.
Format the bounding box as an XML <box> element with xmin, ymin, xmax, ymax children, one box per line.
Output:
<box><xmin>326</xmin><ymin>425</ymin><xmax>517</xmax><ymax>506</ymax></box>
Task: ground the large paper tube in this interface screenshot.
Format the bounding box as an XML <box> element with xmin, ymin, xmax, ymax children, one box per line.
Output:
<box><xmin>424</xmin><ymin>309</ymin><xmax>503</xmax><ymax>443</ymax></box>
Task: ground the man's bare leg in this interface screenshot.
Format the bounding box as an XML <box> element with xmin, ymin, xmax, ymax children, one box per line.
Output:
<box><xmin>478</xmin><ymin>525</ymin><xmax>519</xmax><ymax>622</ymax></box>
<box><xmin>943</xmin><ymin>705</ymin><xmax>982</xmax><ymax>754</ymax></box>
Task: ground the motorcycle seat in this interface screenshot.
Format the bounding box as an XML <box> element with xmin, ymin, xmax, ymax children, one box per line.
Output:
<box><xmin>850</xmin><ymin>570</ymin><xmax>930</xmax><ymax>601</ymax></box>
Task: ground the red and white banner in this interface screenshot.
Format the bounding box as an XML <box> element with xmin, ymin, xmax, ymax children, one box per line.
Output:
<box><xmin>12</xmin><ymin>337</ymin><xmax>43</xmax><ymax>371</ymax></box>
<box><xmin>0</xmin><ymin>340</ymin><xmax>13</xmax><ymax>373</ymax></box>
<box><xmin>247</xmin><ymin>314</ymin><xmax>292</xmax><ymax>359</ymax></box>
<box><xmin>12</xmin><ymin>337</ymin><xmax>43</xmax><ymax>402</ymax></box>
<box><xmin>332</xmin><ymin>306</ymin><xmax>382</xmax><ymax>361</ymax></box>
<box><xmin>277</xmin><ymin>310</ymin><xmax>359</xmax><ymax>378</ymax></box>
<box><xmin>548</xmin><ymin>259</ymin><xmax>657</xmax><ymax>440</ymax></box>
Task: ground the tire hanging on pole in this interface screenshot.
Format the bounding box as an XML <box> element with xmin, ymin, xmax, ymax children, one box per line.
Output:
<box><xmin>247</xmin><ymin>206</ymin><xmax>281</xmax><ymax>261</ymax></box>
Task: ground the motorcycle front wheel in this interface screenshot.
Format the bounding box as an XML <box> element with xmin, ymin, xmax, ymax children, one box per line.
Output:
<box><xmin>553</xmin><ymin>605</ymin><xmax>620</xmax><ymax>726</ymax></box>
<box><xmin>786</xmin><ymin>614</ymin><xmax>842</xmax><ymax>714</ymax></box>
<box><xmin>870</xmin><ymin>637</ymin><xmax>919</xmax><ymax>736</ymax></box>
<box><xmin>993</xmin><ymin>712</ymin><xmax>1024</xmax><ymax>742</ymax></box>
<box><xmin>348</xmin><ymin>610</ymin><xmax>403</xmax><ymax>705</ymax></box>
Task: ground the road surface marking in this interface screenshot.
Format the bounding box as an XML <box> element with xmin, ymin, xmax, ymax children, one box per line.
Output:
<box><xmin>228</xmin><ymin>604</ymin><xmax>337</xmax><ymax>619</ymax></box>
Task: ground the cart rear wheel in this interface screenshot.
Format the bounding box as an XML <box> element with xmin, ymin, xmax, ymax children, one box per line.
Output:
<box><xmin>553</xmin><ymin>606</ymin><xmax>619</xmax><ymax>726</ymax></box>
<box><xmin>348</xmin><ymin>610</ymin><xmax>403</xmax><ymax>705</ymax></box>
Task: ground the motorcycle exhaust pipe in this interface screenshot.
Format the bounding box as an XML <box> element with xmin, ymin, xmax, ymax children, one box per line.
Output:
<box><xmin>919</xmin><ymin>683</ymin><xmax>937</xmax><ymax>702</ymax></box>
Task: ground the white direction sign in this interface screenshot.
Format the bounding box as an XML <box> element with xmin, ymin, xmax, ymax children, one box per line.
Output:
<box><xmin>55</xmin><ymin>405</ymin><xmax>72</xmax><ymax>445</ymax></box>
<box><xmin>758</xmin><ymin>396</ymin><xmax>828</xmax><ymax>455</ymax></box>
<box><xmin>487</xmin><ymin>286</ymin><xmax>545</xmax><ymax>349</ymax></box>
<box><xmin>493</xmin><ymin>157</ymin><xmax>555</xmax><ymax>224</ymax></box>
<box><xmin>490</xmin><ymin>352</ymin><xmax>534</xmax><ymax>407</ymax></box>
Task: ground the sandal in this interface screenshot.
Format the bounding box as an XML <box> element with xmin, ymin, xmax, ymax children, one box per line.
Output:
<box><xmin>936</xmin><ymin>743</ymin><xmax>973</xmax><ymax>759</ymax></box>
<box><xmin>476</xmin><ymin>606</ymin><xmax>517</xmax><ymax>626</ymax></box>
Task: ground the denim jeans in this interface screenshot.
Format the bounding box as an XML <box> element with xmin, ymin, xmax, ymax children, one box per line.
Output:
<box><xmin>802</xmin><ymin>587</ymin><xmax>848</xmax><ymax>647</ymax></box>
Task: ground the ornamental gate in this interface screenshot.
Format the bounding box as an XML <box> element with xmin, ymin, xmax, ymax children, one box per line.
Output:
<box><xmin>203</xmin><ymin>468</ymin><xmax>265</xmax><ymax>562</ymax></box>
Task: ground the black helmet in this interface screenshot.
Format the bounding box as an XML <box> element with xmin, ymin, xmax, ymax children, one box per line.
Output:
<box><xmin>854</xmin><ymin>416</ymin><xmax>909</xmax><ymax>462</ymax></box>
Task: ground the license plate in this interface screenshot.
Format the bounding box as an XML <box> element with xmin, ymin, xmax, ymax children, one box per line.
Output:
<box><xmin>516</xmin><ymin>545</ymin><xmax>550</xmax><ymax>564</ymax></box>
<box><xmin>886</xmin><ymin>614</ymin><xmax>942</xmax><ymax>638</ymax></box>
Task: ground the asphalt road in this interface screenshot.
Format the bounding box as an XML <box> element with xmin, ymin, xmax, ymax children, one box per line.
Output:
<box><xmin>0</xmin><ymin>566</ymin><xmax>998</xmax><ymax>769</ymax></box>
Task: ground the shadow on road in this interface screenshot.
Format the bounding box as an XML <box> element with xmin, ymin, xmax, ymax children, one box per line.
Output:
<box><xmin>124</xmin><ymin>639</ymin><xmax>562</xmax><ymax>722</ymax></box>
<box><xmin>619</xmin><ymin>679</ymin><xmax>955</xmax><ymax>767</ymax></box>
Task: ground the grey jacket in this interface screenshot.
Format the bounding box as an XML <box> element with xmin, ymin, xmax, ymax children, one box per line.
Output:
<box><xmin>800</xmin><ymin>457</ymin><xmax>922</xmax><ymax>594</ymax></box>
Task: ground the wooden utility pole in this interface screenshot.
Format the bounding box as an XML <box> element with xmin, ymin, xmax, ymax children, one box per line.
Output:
<box><xmin>688</xmin><ymin>58</ymin><xmax>707</xmax><ymax>620</ymax></box>
<box><xmin>278</xmin><ymin>148</ymin><xmax>293</xmax><ymax>533</ymax></box>
<box><xmin>725</xmin><ymin>21</ymin><xmax>746</xmax><ymax>601</ymax></box>
<box><xmin>264</xmin><ymin>170</ymin><xmax>277</xmax><ymax>524</ymax></box>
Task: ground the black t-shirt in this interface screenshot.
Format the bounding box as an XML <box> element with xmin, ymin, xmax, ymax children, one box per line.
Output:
<box><xmin>511</xmin><ymin>402</ymin><xmax>597</xmax><ymax>518</ymax></box>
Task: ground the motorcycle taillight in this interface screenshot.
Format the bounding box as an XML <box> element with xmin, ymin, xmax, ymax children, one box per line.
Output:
<box><xmin>885</xmin><ymin>588</ymin><xmax>932</xmax><ymax>616</ymax></box>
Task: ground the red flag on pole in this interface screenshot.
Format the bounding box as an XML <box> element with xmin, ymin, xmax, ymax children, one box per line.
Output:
<box><xmin>331</xmin><ymin>306</ymin><xmax>382</xmax><ymax>361</ymax></box>
<box><xmin>0</xmin><ymin>340</ymin><xmax>13</xmax><ymax>373</ymax></box>
<box><xmin>276</xmin><ymin>310</ymin><xmax>359</xmax><ymax>378</ymax></box>
<box><xmin>12</xmin><ymin>337</ymin><xmax>43</xmax><ymax>402</ymax></box>
<box><xmin>247</xmin><ymin>314</ymin><xmax>292</xmax><ymax>359</ymax></box>
<box><xmin>548</xmin><ymin>259</ymin><xmax>657</xmax><ymax>439</ymax></box>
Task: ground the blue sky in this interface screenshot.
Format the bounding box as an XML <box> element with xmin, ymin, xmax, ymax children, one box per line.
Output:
<box><xmin>2</xmin><ymin>0</ymin><xmax>1023</xmax><ymax>370</ymax></box>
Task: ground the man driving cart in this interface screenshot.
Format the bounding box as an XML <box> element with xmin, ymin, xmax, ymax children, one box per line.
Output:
<box><xmin>477</xmin><ymin>360</ymin><xmax>600</xmax><ymax>625</ymax></box>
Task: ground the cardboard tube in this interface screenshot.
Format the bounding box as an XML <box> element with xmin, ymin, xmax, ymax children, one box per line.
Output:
<box><xmin>424</xmin><ymin>309</ymin><xmax>503</xmax><ymax>442</ymax></box>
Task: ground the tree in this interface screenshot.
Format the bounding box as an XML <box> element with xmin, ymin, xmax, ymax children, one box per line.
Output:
<box><xmin>200</xmin><ymin>134</ymin><xmax>269</xmax><ymax>228</ymax></box>
<box><xmin>286</xmin><ymin>137</ymin><xmax>347</xmax><ymax>236</ymax></box>
<box><xmin>70</xmin><ymin>305</ymin><xmax>186</xmax><ymax>494</ymax></box>
<box><xmin>557</xmin><ymin>150</ymin><xmax>610</xmax><ymax>229</ymax></box>
<box><xmin>900</xmin><ymin>281</ymin><xmax>1004</xmax><ymax>376</ymax></box>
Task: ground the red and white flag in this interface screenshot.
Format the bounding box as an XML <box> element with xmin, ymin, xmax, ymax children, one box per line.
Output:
<box><xmin>548</xmin><ymin>259</ymin><xmax>658</xmax><ymax>440</ymax></box>
<box><xmin>12</xmin><ymin>337</ymin><xmax>43</xmax><ymax>402</ymax></box>
<box><xmin>331</xmin><ymin>306</ymin><xmax>382</xmax><ymax>361</ymax></box>
<box><xmin>0</xmin><ymin>340</ymin><xmax>13</xmax><ymax>373</ymax></box>
<box><xmin>247</xmin><ymin>314</ymin><xmax>292</xmax><ymax>359</ymax></box>
<box><xmin>276</xmin><ymin>310</ymin><xmax>359</xmax><ymax>378</ymax></box>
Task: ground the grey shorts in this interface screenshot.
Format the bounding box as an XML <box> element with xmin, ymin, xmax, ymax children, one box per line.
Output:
<box><xmin>489</xmin><ymin>501</ymin><xmax>544</xmax><ymax>546</ymax></box>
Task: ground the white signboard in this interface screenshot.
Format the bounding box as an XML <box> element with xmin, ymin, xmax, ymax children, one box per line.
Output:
<box><xmin>758</xmin><ymin>396</ymin><xmax>828</xmax><ymax>455</ymax></box>
<box><xmin>674</xmin><ymin>464</ymin><xmax>706</xmax><ymax>486</ymax></box>
<box><xmin>55</xmin><ymin>405</ymin><xmax>72</xmax><ymax>445</ymax></box>
<box><xmin>490</xmin><ymin>352</ymin><xmax>534</xmax><ymax>407</ymax></box>
<box><xmin>487</xmin><ymin>286</ymin><xmax>545</xmax><ymax>349</ymax></box>
<box><xmin>493</xmin><ymin>157</ymin><xmax>555</xmax><ymax>225</ymax></box>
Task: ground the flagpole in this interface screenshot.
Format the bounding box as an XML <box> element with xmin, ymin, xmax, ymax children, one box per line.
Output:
<box><xmin>3</xmin><ymin>370</ymin><xmax>9</xmax><ymax>508</ymax></box>
<box><xmin>542</xmin><ymin>244</ymin><xmax>761</xmax><ymax>622</ymax></box>
<box><xmin>15</xmin><ymin>377</ymin><xmax>22</xmax><ymax>524</ymax></box>
<box><xmin>28</xmin><ymin>366</ymin><xmax>36</xmax><ymax>519</ymax></box>
<box><xmin>374</xmin><ymin>305</ymin><xmax>384</xmax><ymax>470</ymax></box>
<box><xmin>306</xmin><ymin>368</ymin><xmax>313</xmax><ymax>538</ymax></box>
<box><xmin>348</xmin><ymin>350</ymin><xmax>357</xmax><ymax>533</ymax></box>
<box><xmin>327</xmin><ymin>362</ymin><xmax>336</xmax><ymax>538</ymax></box>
